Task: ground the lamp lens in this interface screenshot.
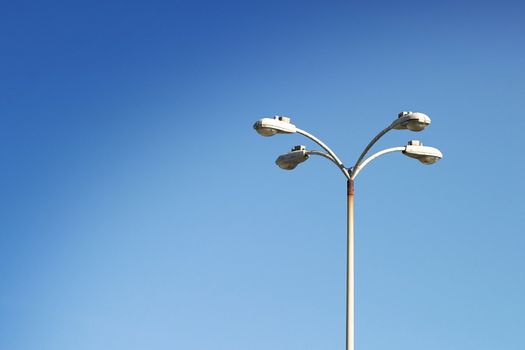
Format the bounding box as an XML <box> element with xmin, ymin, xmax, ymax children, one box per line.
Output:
<box><xmin>406</xmin><ymin>120</ymin><xmax>426</xmax><ymax>131</ymax></box>
<box><xmin>278</xmin><ymin>162</ymin><xmax>297</xmax><ymax>170</ymax></box>
<box><xmin>419</xmin><ymin>155</ymin><xmax>439</xmax><ymax>164</ymax></box>
<box><xmin>256</xmin><ymin>127</ymin><xmax>278</xmax><ymax>136</ymax></box>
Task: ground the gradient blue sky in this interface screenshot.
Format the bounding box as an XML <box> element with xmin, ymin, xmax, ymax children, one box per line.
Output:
<box><xmin>1</xmin><ymin>1</ymin><xmax>525</xmax><ymax>349</ymax></box>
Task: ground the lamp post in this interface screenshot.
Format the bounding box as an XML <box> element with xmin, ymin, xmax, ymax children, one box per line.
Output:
<box><xmin>253</xmin><ymin>112</ymin><xmax>442</xmax><ymax>350</ymax></box>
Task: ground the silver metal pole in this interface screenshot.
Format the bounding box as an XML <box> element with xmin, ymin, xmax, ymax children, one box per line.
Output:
<box><xmin>347</xmin><ymin>179</ymin><xmax>355</xmax><ymax>350</ymax></box>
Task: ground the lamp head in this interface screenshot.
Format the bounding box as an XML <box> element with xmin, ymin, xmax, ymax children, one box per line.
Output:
<box><xmin>253</xmin><ymin>116</ymin><xmax>297</xmax><ymax>136</ymax></box>
<box><xmin>403</xmin><ymin>140</ymin><xmax>443</xmax><ymax>164</ymax></box>
<box><xmin>275</xmin><ymin>145</ymin><xmax>309</xmax><ymax>170</ymax></box>
<box><xmin>393</xmin><ymin>111</ymin><xmax>431</xmax><ymax>131</ymax></box>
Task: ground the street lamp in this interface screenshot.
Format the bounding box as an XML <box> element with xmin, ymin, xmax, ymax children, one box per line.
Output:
<box><xmin>275</xmin><ymin>145</ymin><xmax>309</xmax><ymax>170</ymax></box>
<box><xmin>403</xmin><ymin>140</ymin><xmax>443</xmax><ymax>164</ymax></box>
<box><xmin>253</xmin><ymin>116</ymin><xmax>297</xmax><ymax>136</ymax></box>
<box><xmin>393</xmin><ymin>111</ymin><xmax>431</xmax><ymax>131</ymax></box>
<box><xmin>253</xmin><ymin>112</ymin><xmax>442</xmax><ymax>350</ymax></box>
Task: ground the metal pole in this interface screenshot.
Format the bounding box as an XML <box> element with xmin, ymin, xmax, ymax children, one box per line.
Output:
<box><xmin>347</xmin><ymin>179</ymin><xmax>355</xmax><ymax>350</ymax></box>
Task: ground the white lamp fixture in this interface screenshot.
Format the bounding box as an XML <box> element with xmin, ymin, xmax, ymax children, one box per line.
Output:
<box><xmin>253</xmin><ymin>116</ymin><xmax>297</xmax><ymax>136</ymax></box>
<box><xmin>393</xmin><ymin>111</ymin><xmax>431</xmax><ymax>131</ymax></box>
<box><xmin>403</xmin><ymin>140</ymin><xmax>443</xmax><ymax>164</ymax></box>
<box><xmin>275</xmin><ymin>145</ymin><xmax>309</xmax><ymax>170</ymax></box>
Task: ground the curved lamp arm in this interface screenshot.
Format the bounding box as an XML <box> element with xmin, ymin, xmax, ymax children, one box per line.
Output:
<box><xmin>307</xmin><ymin>150</ymin><xmax>340</xmax><ymax>167</ymax></box>
<box><xmin>296</xmin><ymin>128</ymin><xmax>350</xmax><ymax>179</ymax></box>
<box><xmin>351</xmin><ymin>124</ymin><xmax>394</xmax><ymax>174</ymax></box>
<box><xmin>351</xmin><ymin>146</ymin><xmax>405</xmax><ymax>180</ymax></box>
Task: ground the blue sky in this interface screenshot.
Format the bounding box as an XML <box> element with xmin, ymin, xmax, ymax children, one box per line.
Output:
<box><xmin>1</xmin><ymin>1</ymin><xmax>525</xmax><ymax>349</ymax></box>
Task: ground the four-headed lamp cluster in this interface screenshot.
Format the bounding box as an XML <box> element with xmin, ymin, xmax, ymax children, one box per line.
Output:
<box><xmin>253</xmin><ymin>111</ymin><xmax>443</xmax><ymax>171</ymax></box>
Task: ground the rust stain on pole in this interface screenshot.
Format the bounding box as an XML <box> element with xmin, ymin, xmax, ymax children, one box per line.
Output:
<box><xmin>347</xmin><ymin>179</ymin><xmax>354</xmax><ymax>196</ymax></box>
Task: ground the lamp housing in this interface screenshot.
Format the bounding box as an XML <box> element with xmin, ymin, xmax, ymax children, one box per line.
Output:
<box><xmin>393</xmin><ymin>111</ymin><xmax>431</xmax><ymax>131</ymax></box>
<box><xmin>403</xmin><ymin>140</ymin><xmax>443</xmax><ymax>164</ymax></box>
<box><xmin>253</xmin><ymin>116</ymin><xmax>297</xmax><ymax>136</ymax></box>
<box><xmin>275</xmin><ymin>145</ymin><xmax>309</xmax><ymax>170</ymax></box>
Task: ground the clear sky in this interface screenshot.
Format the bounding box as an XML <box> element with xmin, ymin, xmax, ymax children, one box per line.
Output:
<box><xmin>1</xmin><ymin>1</ymin><xmax>525</xmax><ymax>349</ymax></box>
